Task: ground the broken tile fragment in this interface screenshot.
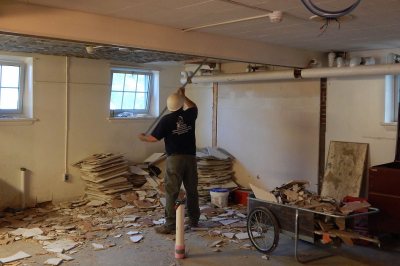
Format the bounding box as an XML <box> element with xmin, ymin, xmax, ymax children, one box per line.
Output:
<box><xmin>222</xmin><ymin>232</ymin><xmax>235</xmax><ymax>239</ymax></box>
<box><xmin>219</xmin><ymin>219</ymin><xmax>239</xmax><ymax>226</ymax></box>
<box><xmin>92</xmin><ymin>243</ymin><xmax>105</xmax><ymax>250</ymax></box>
<box><xmin>111</xmin><ymin>199</ymin><xmax>126</xmax><ymax>208</ymax></box>
<box><xmin>240</xmin><ymin>243</ymin><xmax>252</xmax><ymax>249</ymax></box>
<box><xmin>87</xmin><ymin>200</ymin><xmax>106</xmax><ymax>207</ymax></box>
<box><xmin>0</xmin><ymin>251</ymin><xmax>31</xmax><ymax>263</ymax></box>
<box><xmin>129</xmin><ymin>235</ymin><xmax>143</xmax><ymax>243</ymax></box>
<box><xmin>235</xmin><ymin>232</ymin><xmax>250</xmax><ymax>240</ymax></box>
<box><xmin>123</xmin><ymin>215</ymin><xmax>139</xmax><ymax>222</ymax></box>
<box><xmin>152</xmin><ymin>218</ymin><xmax>165</xmax><ymax>225</ymax></box>
<box><xmin>209</xmin><ymin>240</ymin><xmax>223</xmax><ymax>247</ymax></box>
<box><xmin>44</xmin><ymin>257</ymin><xmax>63</xmax><ymax>265</ymax></box>
<box><xmin>57</xmin><ymin>253</ymin><xmax>74</xmax><ymax>261</ymax></box>
<box><xmin>43</xmin><ymin>239</ymin><xmax>79</xmax><ymax>253</ymax></box>
<box><xmin>10</xmin><ymin>227</ymin><xmax>43</xmax><ymax>238</ymax></box>
<box><xmin>77</xmin><ymin>214</ymin><xmax>92</xmax><ymax>219</ymax></box>
<box><xmin>126</xmin><ymin>231</ymin><xmax>140</xmax><ymax>235</ymax></box>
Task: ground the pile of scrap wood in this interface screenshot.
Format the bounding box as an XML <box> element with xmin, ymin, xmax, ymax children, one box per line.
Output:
<box><xmin>73</xmin><ymin>153</ymin><xmax>133</xmax><ymax>201</ymax></box>
<box><xmin>196</xmin><ymin>147</ymin><xmax>238</xmax><ymax>204</ymax></box>
<box><xmin>250</xmin><ymin>180</ymin><xmax>379</xmax><ymax>246</ymax></box>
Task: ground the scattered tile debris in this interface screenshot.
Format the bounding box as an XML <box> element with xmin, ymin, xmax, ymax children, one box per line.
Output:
<box><xmin>0</xmin><ymin>151</ymin><xmax>257</xmax><ymax>264</ymax></box>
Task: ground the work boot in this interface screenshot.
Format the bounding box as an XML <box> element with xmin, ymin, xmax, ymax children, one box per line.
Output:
<box><xmin>188</xmin><ymin>220</ymin><xmax>198</xmax><ymax>228</ymax></box>
<box><xmin>155</xmin><ymin>225</ymin><xmax>175</xmax><ymax>234</ymax></box>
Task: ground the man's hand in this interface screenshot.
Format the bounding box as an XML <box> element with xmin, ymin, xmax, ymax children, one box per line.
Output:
<box><xmin>138</xmin><ymin>133</ymin><xmax>147</xmax><ymax>142</ymax></box>
<box><xmin>138</xmin><ymin>133</ymin><xmax>159</xmax><ymax>142</ymax></box>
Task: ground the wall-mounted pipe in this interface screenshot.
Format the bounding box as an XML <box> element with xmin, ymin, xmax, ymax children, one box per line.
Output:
<box><xmin>187</xmin><ymin>69</ymin><xmax>296</xmax><ymax>84</ymax></box>
<box><xmin>20</xmin><ymin>167</ymin><xmax>26</xmax><ymax>209</ymax></box>
<box><xmin>301</xmin><ymin>64</ymin><xmax>400</xmax><ymax>79</ymax></box>
<box><xmin>188</xmin><ymin>64</ymin><xmax>400</xmax><ymax>84</ymax></box>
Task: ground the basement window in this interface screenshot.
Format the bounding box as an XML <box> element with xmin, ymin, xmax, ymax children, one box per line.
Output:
<box><xmin>384</xmin><ymin>75</ymin><xmax>400</xmax><ymax>124</ymax></box>
<box><xmin>0</xmin><ymin>61</ymin><xmax>25</xmax><ymax>116</ymax></box>
<box><xmin>109</xmin><ymin>67</ymin><xmax>159</xmax><ymax>119</ymax></box>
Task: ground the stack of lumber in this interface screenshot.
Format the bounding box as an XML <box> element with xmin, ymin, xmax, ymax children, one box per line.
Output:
<box><xmin>73</xmin><ymin>153</ymin><xmax>133</xmax><ymax>201</ymax></box>
<box><xmin>196</xmin><ymin>147</ymin><xmax>238</xmax><ymax>204</ymax></box>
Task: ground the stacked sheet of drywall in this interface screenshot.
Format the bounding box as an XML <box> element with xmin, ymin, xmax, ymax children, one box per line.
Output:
<box><xmin>196</xmin><ymin>147</ymin><xmax>238</xmax><ymax>204</ymax></box>
<box><xmin>73</xmin><ymin>153</ymin><xmax>133</xmax><ymax>201</ymax></box>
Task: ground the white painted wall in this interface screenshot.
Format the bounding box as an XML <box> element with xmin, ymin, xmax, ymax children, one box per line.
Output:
<box><xmin>327</xmin><ymin>76</ymin><xmax>397</xmax><ymax>165</ymax></box>
<box><xmin>326</xmin><ymin>49</ymin><xmax>399</xmax><ymax>166</ymax></box>
<box><xmin>0</xmin><ymin>53</ymin><xmax>182</xmax><ymax>209</ymax></box>
<box><xmin>210</xmin><ymin>63</ymin><xmax>321</xmax><ymax>192</ymax></box>
<box><xmin>185</xmin><ymin>83</ymin><xmax>213</xmax><ymax>148</ymax></box>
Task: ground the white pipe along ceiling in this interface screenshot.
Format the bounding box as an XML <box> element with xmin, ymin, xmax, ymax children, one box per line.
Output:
<box><xmin>187</xmin><ymin>64</ymin><xmax>400</xmax><ymax>84</ymax></box>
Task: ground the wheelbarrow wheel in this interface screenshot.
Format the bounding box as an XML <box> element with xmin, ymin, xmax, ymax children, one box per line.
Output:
<box><xmin>247</xmin><ymin>206</ymin><xmax>279</xmax><ymax>254</ymax></box>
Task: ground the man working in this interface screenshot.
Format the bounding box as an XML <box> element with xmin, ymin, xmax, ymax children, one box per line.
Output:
<box><xmin>138</xmin><ymin>87</ymin><xmax>200</xmax><ymax>234</ymax></box>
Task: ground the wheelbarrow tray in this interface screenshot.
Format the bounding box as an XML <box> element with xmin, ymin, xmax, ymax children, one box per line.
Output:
<box><xmin>248</xmin><ymin>194</ymin><xmax>315</xmax><ymax>243</ymax></box>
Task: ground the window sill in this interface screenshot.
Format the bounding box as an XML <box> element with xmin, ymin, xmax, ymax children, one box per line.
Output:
<box><xmin>0</xmin><ymin>117</ymin><xmax>38</xmax><ymax>125</ymax></box>
<box><xmin>108</xmin><ymin>115</ymin><xmax>157</xmax><ymax>121</ymax></box>
<box><xmin>381</xmin><ymin>122</ymin><xmax>397</xmax><ymax>127</ymax></box>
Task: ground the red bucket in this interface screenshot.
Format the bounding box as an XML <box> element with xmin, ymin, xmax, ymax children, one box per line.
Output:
<box><xmin>233</xmin><ymin>189</ymin><xmax>251</xmax><ymax>206</ymax></box>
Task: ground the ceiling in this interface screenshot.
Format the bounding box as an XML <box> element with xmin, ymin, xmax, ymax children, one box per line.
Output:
<box><xmin>14</xmin><ymin>0</ymin><xmax>400</xmax><ymax>52</ymax></box>
<box><xmin>4</xmin><ymin>0</ymin><xmax>400</xmax><ymax>64</ymax></box>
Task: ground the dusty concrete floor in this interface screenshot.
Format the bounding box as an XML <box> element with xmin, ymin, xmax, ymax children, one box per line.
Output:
<box><xmin>1</xmin><ymin>227</ymin><xmax>399</xmax><ymax>266</ymax></box>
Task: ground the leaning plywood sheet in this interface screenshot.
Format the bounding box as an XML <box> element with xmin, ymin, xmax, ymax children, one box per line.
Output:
<box><xmin>249</xmin><ymin>183</ymin><xmax>277</xmax><ymax>203</ymax></box>
<box><xmin>321</xmin><ymin>141</ymin><xmax>368</xmax><ymax>202</ymax></box>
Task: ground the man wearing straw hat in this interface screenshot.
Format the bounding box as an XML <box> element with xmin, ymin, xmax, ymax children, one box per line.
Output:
<box><xmin>138</xmin><ymin>87</ymin><xmax>200</xmax><ymax>234</ymax></box>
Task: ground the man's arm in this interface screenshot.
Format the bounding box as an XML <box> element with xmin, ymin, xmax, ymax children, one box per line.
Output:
<box><xmin>178</xmin><ymin>87</ymin><xmax>196</xmax><ymax>109</ymax></box>
<box><xmin>138</xmin><ymin>133</ymin><xmax>159</xmax><ymax>142</ymax></box>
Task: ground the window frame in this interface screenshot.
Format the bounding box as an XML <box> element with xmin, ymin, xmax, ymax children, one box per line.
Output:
<box><xmin>109</xmin><ymin>67</ymin><xmax>154</xmax><ymax>118</ymax></box>
<box><xmin>395</xmin><ymin>75</ymin><xmax>400</xmax><ymax>122</ymax></box>
<box><xmin>0</xmin><ymin>60</ymin><xmax>25</xmax><ymax>115</ymax></box>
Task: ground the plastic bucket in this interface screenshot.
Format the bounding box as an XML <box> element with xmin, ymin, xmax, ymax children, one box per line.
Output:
<box><xmin>210</xmin><ymin>188</ymin><xmax>229</xmax><ymax>208</ymax></box>
<box><xmin>233</xmin><ymin>189</ymin><xmax>251</xmax><ymax>206</ymax></box>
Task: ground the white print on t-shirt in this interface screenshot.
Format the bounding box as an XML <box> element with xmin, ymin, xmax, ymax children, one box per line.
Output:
<box><xmin>172</xmin><ymin>116</ymin><xmax>192</xmax><ymax>135</ymax></box>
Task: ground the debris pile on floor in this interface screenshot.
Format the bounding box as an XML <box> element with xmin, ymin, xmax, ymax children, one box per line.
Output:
<box><xmin>0</xmin><ymin>195</ymin><xmax>251</xmax><ymax>265</ymax></box>
<box><xmin>196</xmin><ymin>147</ymin><xmax>238</xmax><ymax>204</ymax></box>
<box><xmin>73</xmin><ymin>153</ymin><xmax>133</xmax><ymax>201</ymax></box>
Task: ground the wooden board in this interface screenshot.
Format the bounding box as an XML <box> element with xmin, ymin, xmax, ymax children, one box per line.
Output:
<box><xmin>321</xmin><ymin>141</ymin><xmax>368</xmax><ymax>202</ymax></box>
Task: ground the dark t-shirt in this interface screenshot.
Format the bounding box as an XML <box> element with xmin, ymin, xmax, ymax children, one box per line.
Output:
<box><xmin>151</xmin><ymin>107</ymin><xmax>197</xmax><ymax>155</ymax></box>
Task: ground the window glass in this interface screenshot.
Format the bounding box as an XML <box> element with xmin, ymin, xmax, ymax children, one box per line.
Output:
<box><xmin>110</xmin><ymin>91</ymin><xmax>123</xmax><ymax>110</ymax></box>
<box><xmin>0</xmin><ymin>88</ymin><xmax>18</xmax><ymax>109</ymax></box>
<box><xmin>0</xmin><ymin>63</ymin><xmax>23</xmax><ymax>113</ymax></box>
<box><xmin>125</xmin><ymin>74</ymin><xmax>138</xmax><ymax>92</ymax></box>
<box><xmin>1</xmin><ymin>66</ymin><xmax>20</xmax><ymax>87</ymax></box>
<box><xmin>109</xmin><ymin>68</ymin><xmax>153</xmax><ymax>117</ymax></box>
<box><xmin>111</xmin><ymin>73</ymin><xmax>125</xmax><ymax>91</ymax></box>
<box><xmin>122</xmin><ymin>92</ymin><xmax>135</xmax><ymax>109</ymax></box>
<box><xmin>134</xmin><ymin>92</ymin><xmax>146</xmax><ymax>110</ymax></box>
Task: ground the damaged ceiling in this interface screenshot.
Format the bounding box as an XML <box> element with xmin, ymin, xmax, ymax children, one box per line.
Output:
<box><xmin>0</xmin><ymin>33</ymin><xmax>201</xmax><ymax>64</ymax></box>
